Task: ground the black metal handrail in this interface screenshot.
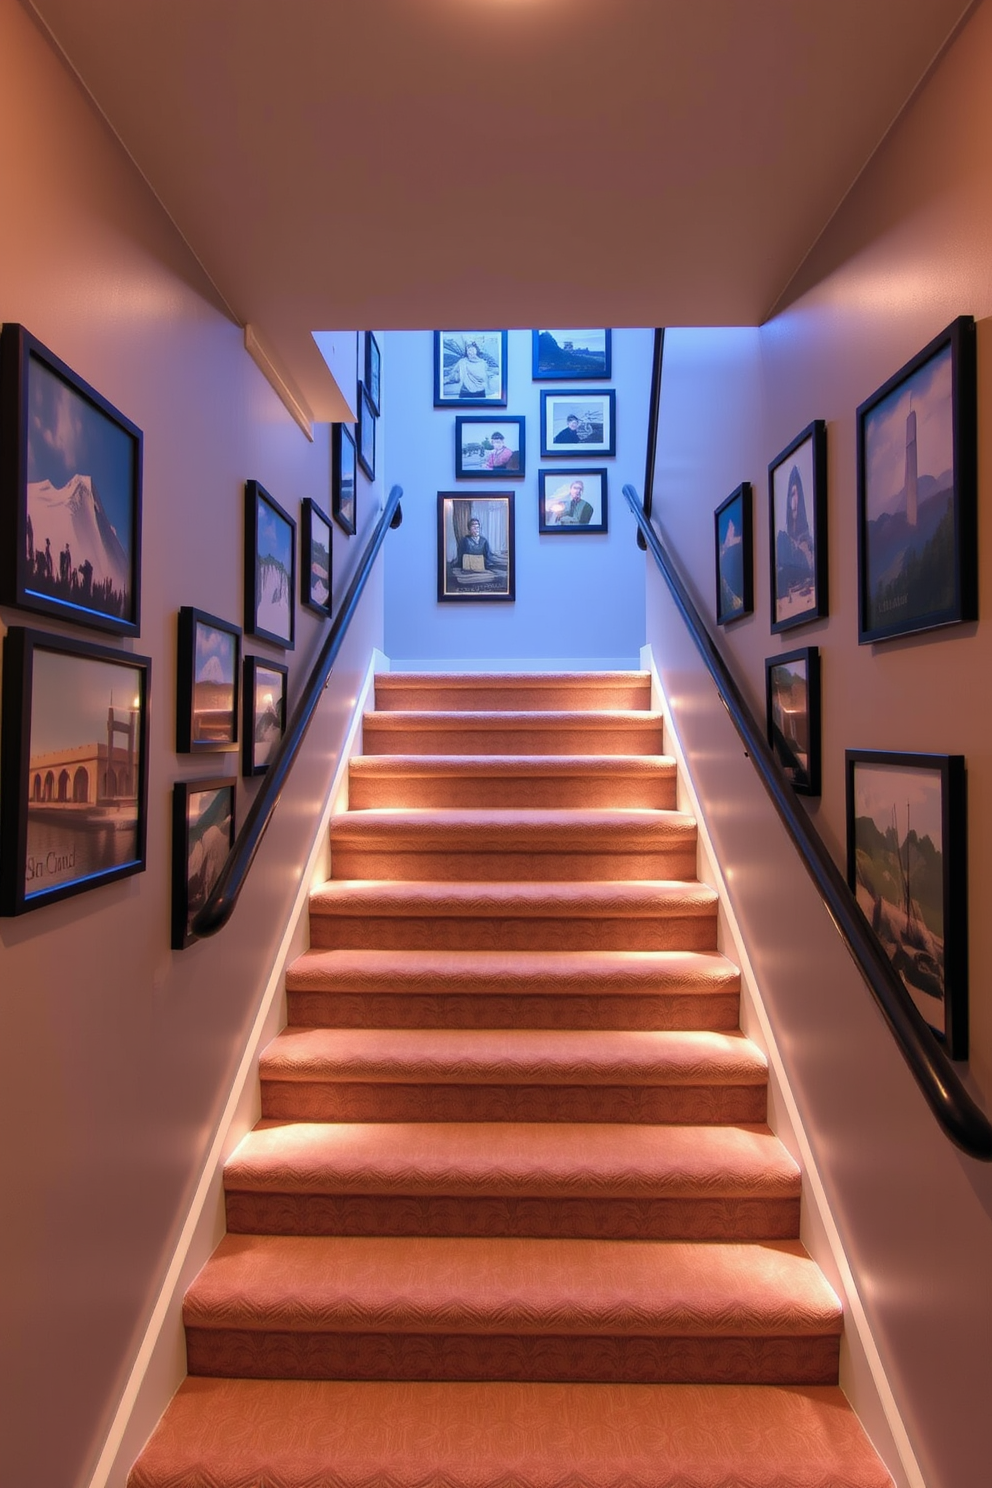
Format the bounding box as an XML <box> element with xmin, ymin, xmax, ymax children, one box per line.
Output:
<box><xmin>191</xmin><ymin>484</ymin><xmax>403</xmax><ymax>939</ymax></box>
<box><xmin>623</xmin><ymin>481</ymin><xmax>992</xmax><ymax>1161</ymax></box>
<box><xmin>636</xmin><ymin>328</ymin><xmax>665</xmax><ymax>552</ymax></box>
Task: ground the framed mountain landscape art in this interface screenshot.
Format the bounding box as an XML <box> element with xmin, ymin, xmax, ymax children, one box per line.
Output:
<box><xmin>856</xmin><ymin>316</ymin><xmax>977</xmax><ymax>643</ymax></box>
<box><xmin>0</xmin><ymin>323</ymin><xmax>142</xmax><ymax>636</ymax></box>
<box><xmin>245</xmin><ymin>480</ymin><xmax>296</xmax><ymax>649</ymax></box>
<box><xmin>242</xmin><ymin>656</ymin><xmax>288</xmax><ymax>776</ymax></box>
<box><xmin>301</xmin><ymin>498</ymin><xmax>332</xmax><ymax>616</ymax></box>
<box><xmin>532</xmin><ymin>329</ymin><xmax>611</xmax><ymax>380</ymax></box>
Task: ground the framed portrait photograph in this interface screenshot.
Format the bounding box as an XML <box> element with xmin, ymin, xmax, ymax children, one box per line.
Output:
<box><xmin>714</xmin><ymin>482</ymin><xmax>753</xmax><ymax>625</ymax></box>
<box><xmin>171</xmin><ymin>778</ymin><xmax>235</xmax><ymax>950</ymax></box>
<box><xmin>301</xmin><ymin>498</ymin><xmax>332</xmax><ymax>616</ymax></box>
<box><xmin>856</xmin><ymin>316</ymin><xmax>977</xmax><ymax>644</ymax></box>
<box><xmin>0</xmin><ymin>627</ymin><xmax>150</xmax><ymax>916</ymax></box>
<box><xmin>766</xmin><ymin>646</ymin><xmax>820</xmax><ymax>796</ymax></box>
<box><xmin>455</xmin><ymin>416</ymin><xmax>525</xmax><ymax>479</ymax></box>
<box><xmin>532</xmin><ymin>329</ymin><xmax>612</xmax><ymax>380</ymax></box>
<box><xmin>176</xmin><ymin>607</ymin><xmax>241</xmax><ymax>753</ymax></box>
<box><xmin>846</xmin><ymin>749</ymin><xmax>967</xmax><ymax>1058</ymax></box>
<box><xmin>538</xmin><ymin>469</ymin><xmax>608</xmax><ymax>534</ymax></box>
<box><xmin>243</xmin><ymin>656</ymin><xmax>288</xmax><ymax>776</ymax></box>
<box><xmin>245</xmin><ymin>480</ymin><xmax>296</xmax><ymax>649</ymax></box>
<box><xmin>768</xmin><ymin>420</ymin><xmax>827</xmax><ymax>633</ymax></box>
<box><xmin>540</xmin><ymin>390</ymin><xmax>616</xmax><ymax>457</ymax></box>
<box><xmin>434</xmin><ymin>331</ymin><xmax>508</xmax><ymax>407</ymax></box>
<box><xmin>437</xmin><ymin>492</ymin><xmax>515</xmax><ymax>602</ymax></box>
<box><xmin>364</xmin><ymin>332</ymin><xmax>381</xmax><ymax>416</ymax></box>
<box><xmin>332</xmin><ymin>423</ymin><xmax>357</xmax><ymax>536</ymax></box>
<box><xmin>357</xmin><ymin>383</ymin><xmax>376</xmax><ymax>481</ymax></box>
<box><xmin>0</xmin><ymin>322</ymin><xmax>142</xmax><ymax>637</ymax></box>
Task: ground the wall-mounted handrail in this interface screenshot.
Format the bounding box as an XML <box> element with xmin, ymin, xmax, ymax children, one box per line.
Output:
<box><xmin>636</xmin><ymin>328</ymin><xmax>665</xmax><ymax>552</ymax></box>
<box><xmin>623</xmin><ymin>481</ymin><xmax>992</xmax><ymax>1161</ymax></box>
<box><xmin>191</xmin><ymin>484</ymin><xmax>403</xmax><ymax>939</ymax></box>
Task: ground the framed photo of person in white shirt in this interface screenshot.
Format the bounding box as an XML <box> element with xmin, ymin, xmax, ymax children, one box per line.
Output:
<box><xmin>434</xmin><ymin>331</ymin><xmax>508</xmax><ymax>407</ymax></box>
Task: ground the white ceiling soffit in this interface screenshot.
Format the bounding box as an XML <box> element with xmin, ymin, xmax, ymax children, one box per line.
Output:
<box><xmin>28</xmin><ymin>0</ymin><xmax>974</xmax><ymax>420</ymax></box>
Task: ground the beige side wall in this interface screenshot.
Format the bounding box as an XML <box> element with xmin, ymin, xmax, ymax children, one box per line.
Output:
<box><xmin>647</xmin><ymin>5</ymin><xmax>992</xmax><ymax>1485</ymax></box>
<box><xmin>0</xmin><ymin>5</ymin><xmax>385</xmax><ymax>1485</ymax></box>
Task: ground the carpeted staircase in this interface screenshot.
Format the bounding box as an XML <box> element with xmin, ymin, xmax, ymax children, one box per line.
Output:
<box><xmin>130</xmin><ymin>671</ymin><xmax>891</xmax><ymax>1488</ymax></box>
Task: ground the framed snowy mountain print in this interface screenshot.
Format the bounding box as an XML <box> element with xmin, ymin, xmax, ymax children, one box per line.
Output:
<box><xmin>244</xmin><ymin>480</ymin><xmax>296</xmax><ymax>650</ymax></box>
<box><xmin>0</xmin><ymin>323</ymin><xmax>143</xmax><ymax>636</ymax></box>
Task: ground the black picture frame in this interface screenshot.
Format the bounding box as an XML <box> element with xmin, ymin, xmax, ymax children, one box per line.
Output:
<box><xmin>846</xmin><ymin>749</ymin><xmax>967</xmax><ymax>1059</ymax></box>
<box><xmin>301</xmin><ymin>498</ymin><xmax>332</xmax><ymax>617</ymax></box>
<box><xmin>434</xmin><ymin>331</ymin><xmax>508</xmax><ymax>407</ymax></box>
<box><xmin>437</xmin><ymin>492</ymin><xmax>515</xmax><ymax>603</ymax></box>
<box><xmin>714</xmin><ymin>482</ymin><xmax>754</xmax><ymax>625</ymax></box>
<box><xmin>332</xmin><ymin>424</ymin><xmax>357</xmax><ymax>536</ymax></box>
<box><xmin>357</xmin><ymin>384</ymin><xmax>376</xmax><ymax>481</ymax></box>
<box><xmin>532</xmin><ymin>329</ymin><xmax>612</xmax><ymax>380</ymax></box>
<box><xmin>176</xmin><ymin>606</ymin><xmax>241</xmax><ymax>753</ymax></box>
<box><xmin>242</xmin><ymin>656</ymin><xmax>288</xmax><ymax>777</ymax></box>
<box><xmin>364</xmin><ymin>332</ymin><xmax>381</xmax><ymax>416</ymax></box>
<box><xmin>455</xmin><ymin>416</ymin><xmax>525</xmax><ymax>479</ymax></box>
<box><xmin>171</xmin><ymin>778</ymin><xmax>235</xmax><ymax>950</ymax></box>
<box><xmin>0</xmin><ymin>323</ymin><xmax>143</xmax><ymax>637</ymax></box>
<box><xmin>768</xmin><ymin>419</ymin><xmax>827</xmax><ymax>633</ymax></box>
<box><xmin>245</xmin><ymin>480</ymin><xmax>296</xmax><ymax>649</ymax></box>
<box><xmin>0</xmin><ymin>627</ymin><xmax>150</xmax><ymax>916</ymax></box>
<box><xmin>538</xmin><ymin>469</ymin><xmax>608</xmax><ymax>534</ymax></box>
<box><xmin>856</xmin><ymin>316</ymin><xmax>977</xmax><ymax>644</ymax></box>
<box><xmin>540</xmin><ymin>389</ymin><xmax>616</xmax><ymax>458</ymax></box>
<box><xmin>766</xmin><ymin>646</ymin><xmax>821</xmax><ymax>796</ymax></box>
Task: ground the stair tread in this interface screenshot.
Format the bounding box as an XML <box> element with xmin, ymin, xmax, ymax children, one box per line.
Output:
<box><xmin>226</xmin><ymin>1121</ymin><xmax>799</xmax><ymax>1199</ymax></box>
<box><xmin>129</xmin><ymin>1377</ymin><xmax>892</xmax><ymax>1488</ymax></box>
<box><xmin>260</xmin><ymin>1028</ymin><xmax>766</xmax><ymax>1086</ymax></box>
<box><xmin>349</xmin><ymin>753</ymin><xmax>676</xmax><ymax>774</ymax></box>
<box><xmin>184</xmin><ymin>1234</ymin><xmax>840</xmax><ymax>1337</ymax></box>
<box><xmin>310</xmin><ymin>879</ymin><xmax>717</xmax><ymax>917</ymax></box>
<box><xmin>366</xmin><ymin>709</ymin><xmax>664</xmax><ymax>726</ymax></box>
<box><xmin>330</xmin><ymin>808</ymin><xmax>695</xmax><ymax>839</ymax></box>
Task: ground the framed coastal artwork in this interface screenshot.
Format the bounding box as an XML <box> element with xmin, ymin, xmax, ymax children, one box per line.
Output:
<box><xmin>768</xmin><ymin>420</ymin><xmax>827</xmax><ymax>634</ymax></box>
<box><xmin>176</xmin><ymin>607</ymin><xmax>240</xmax><ymax>754</ymax></box>
<box><xmin>332</xmin><ymin>423</ymin><xmax>357</xmax><ymax>536</ymax></box>
<box><xmin>0</xmin><ymin>627</ymin><xmax>150</xmax><ymax>916</ymax></box>
<box><xmin>242</xmin><ymin>656</ymin><xmax>288</xmax><ymax>776</ymax></box>
<box><xmin>364</xmin><ymin>332</ymin><xmax>381</xmax><ymax>416</ymax></box>
<box><xmin>846</xmin><ymin>749</ymin><xmax>967</xmax><ymax>1058</ymax></box>
<box><xmin>357</xmin><ymin>383</ymin><xmax>376</xmax><ymax>481</ymax></box>
<box><xmin>171</xmin><ymin>778</ymin><xmax>235</xmax><ymax>949</ymax></box>
<box><xmin>532</xmin><ymin>329</ymin><xmax>611</xmax><ymax>380</ymax></box>
<box><xmin>437</xmin><ymin>491</ymin><xmax>515</xmax><ymax>603</ymax></box>
<box><xmin>0</xmin><ymin>323</ymin><xmax>142</xmax><ymax>637</ymax></box>
<box><xmin>856</xmin><ymin>316</ymin><xmax>977</xmax><ymax>644</ymax></box>
<box><xmin>765</xmin><ymin>646</ymin><xmax>820</xmax><ymax>796</ymax></box>
<box><xmin>538</xmin><ymin>469</ymin><xmax>608</xmax><ymax>534</ymax></box>
<box><xmin>244</xmin><ymin>480</ymin><xmax>296</xmax><ymax>649</ymax></box>
<box><xmin>301</xmin><ymin>498</ymin><xmax>332</xmax><ymax>616</ymax></box>
<box><xmin>433</xmin><ymin>331</ymin><xmax>508</xmax><ymax>407</ymax></box>
<box><xmin>714</xmin><ymin>482</ymin><xmax>753</xmax><ymax>625</ymax></box>
<box><xmin>455</xmin><ymin>416</ymin><xmax>525</xmax><ymax>479</ymax></box>
<box><xmin>540</xmin><ymin>389</ymin><xmax>616</xmax><ymax>457</ymax></box>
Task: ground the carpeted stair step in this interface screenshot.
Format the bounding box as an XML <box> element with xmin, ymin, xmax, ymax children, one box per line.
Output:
<box><xmin>224</xmin><ymin>1120</ymin><xmax>800</xmax><ymax>1241</ymax></box>
<box><xmin>374</xmin><ymin>670</ymin><xmax>653</xmax><ymax>713</ymax></box>
<box><xmin>347</xmin><ymin>753</ymin><xmax>678</xmax><ymax>809</ymax></box>
<box><xmin>128</xmin><ymin>1376</ymin><xmax>893</xmax><ymax>1488</ymax></box>
<box><xmin>258</xmin><ymin>1027</ymin><xmax>767</xmax><ymax>1124</ymax></box>
<box><xmin>308</xmin><ymin>880</ymin><xmax>720</xmax><ymax>952</ymax></box>
<box><xmin>183</xmin><ymin>1234</ymin><xmax>841</xmax><ymax>1385</ymax></box>
<box><xmin>362</xmin><ymin>708</ymin><xmax>665</xmax><ymax>756</ymax></box>
<box><xmin>329</xmin><ymin>808</ymin><xmax>698</xmax><ymax>882</ymax></box>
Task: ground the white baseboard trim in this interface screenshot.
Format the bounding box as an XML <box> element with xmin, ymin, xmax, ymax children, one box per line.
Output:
<box><xmin>86</xmin><ymin>647</ymin><xmax>387</xmax><ymax>1488</ymax></box>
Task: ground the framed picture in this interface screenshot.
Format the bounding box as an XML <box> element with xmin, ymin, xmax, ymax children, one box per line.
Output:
<box><xmin>364</xmin><ymin>332</ymin><xmax>381</xmax><ymax>416</ymax></box>
<box><xmin>243</xmin><ymin>656</ymin><xmax>288</xmax><ymax>776</ymax></box>
<box><xmin>714</xmin><ymin>482</ymin><xmax>753</xmax><ymax>625</ymax></box>
<box><xmin>768</xmin><ymin>420</ymin><xmax>827</xmax><ymax>633</ymax></box>
<box><xmin>171</xmin><ymin>778</ymin><xmax>235</xmax><ymax>950</ymax></box>
<box><xmin>0</xmin><ymin>627</ymin><xmax>150</xmax><ymax>916</ymax></box>
<box><xmin>437</xmin><ymin>492</ymin><xmax>515</xmax><ymax>602</ymax></box>
<box><xmin>332</xmin><ymin>424</ymin><xmax>357</xmax><ymax>536</ymax></box>
<box><xmin>301</xmin><ymin>498</ymin><xmax>332</xmax><ymax>616</ymax></box>
<box><xmin>176</xmin><ymin>607</ymin><xmax>241</xmax><ymax>753</ymax></box>
<box><xmin>455</xmin><ymin>416</ymin><xmax>525</xmax><ymax>479</ymax></box>
<box><xmin>856</xmin><ymin>316</ymin><xmax>977</xmax><ymax>644</ymax></box>
<box><xmin>766</xmin><ymin>646</ymin><xmax>820</xmax><ymax>796</ymax></box>
<box><xmin>538</xmin><ymin>469</ymin><xmax>608</xmax><ymax>534</ymax></box>
<box><xmin>0</xmin><ymin>323</ymin><xmax>142</xmax><ymax>637</ymax></box>
<box><xmin>846</xmin><ymin>749</ymin><xmax>967</xmax><ymax>1058</ymax></box>
<box><xmin>434</xmin><ymin>331</ymin><xmax>507</xmax><ymax>407</ymax></box>
<box><xmin>540</xmin><ymin>389</ymin><xmax>616</xmax><ymax>457</ymax></box>
<box><xmin>532</xmin><ymin>329</ymin><xmax>612</xmax><ymax>380</ymax></box>
<box><xmin>245</xmin><ymin>480</ymin><xmax>295</xmax><ymax>649</ymax></box>
<box><xmin>357</xmin><ymin>383</ymin><xmax>376</xmax><ymax>481</ymax></box>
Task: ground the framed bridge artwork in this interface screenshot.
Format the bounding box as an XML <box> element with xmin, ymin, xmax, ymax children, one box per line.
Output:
<box><xmin>0</xmin><ymin>627</ymin><xmax>151</xmax><ymax>916</ymax></box>
<box><xmin>245</xmin><ymin>480</ymin><xmax>296</xmax><ymax>649</ymax></box>
<box><xmin>0</xmin><ymin>323</ymin><xmax>143</xmax><ymax>637</ymax></box>
<box><xmin>176</xmin><ymin>607</ymin><xmax>241</xmax><ymax>754</ymax></box>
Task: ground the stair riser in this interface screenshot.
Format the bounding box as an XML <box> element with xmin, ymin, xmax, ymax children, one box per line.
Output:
<box><xmin>363</xmin><ymin>725</ymin><xmax>665</xmax><ymax>756</ymax></box>
<box><xmin>308</xmin><ymin>914</ymin><xmax>718</xmax><ymax>953</ymax></box>
<box><xmin>287</xmin><ymin>990</ymin><xmax>741</xmax><ymax>1031</ymax></box>
<box><xmin>330</xmin><ymin>846</ymin><xmax>698</xmax><ymax>883</ymax></box>
<box><xmin>225</xmin><ymin>1193</ymin><xmax>800</xmax><ymax>1242</ymax></box>
<box><xmin>374</xmin><ymin>684</ymin><xmax>654</xmax><ymax>713</ymax></box>
<box><xmin>186</xmin><ymin>1328</ymin><xmax>838</xmax><ymax>1386</ymax></box>
<box><xmin>260</xmin><ymin>1082</ymin><xmax>767</xmax><ymax>1124</ymax></box>
<box><xmin>348</xmin><ymin>777</ymin><xmax>677</xmax><ymax>810</ymax></box>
